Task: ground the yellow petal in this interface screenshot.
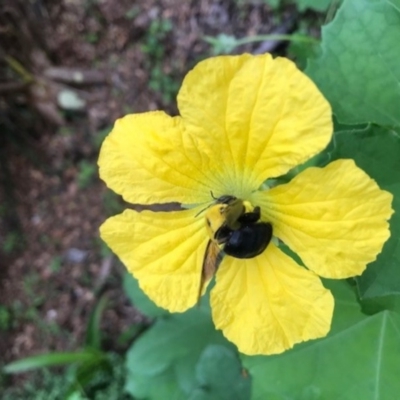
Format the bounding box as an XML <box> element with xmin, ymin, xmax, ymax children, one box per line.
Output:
<box><xmin>178</xmin><ymin>54</ymin><xmax>332</xmax><ymax>190</ymax></box>
<box><xmin>100</xmin><ymin>208</ymin><xmax>208</xmax><ymax>312</ymax></box>
<box><xmin>253</xmin><ymin>159</ymin><xmax>394</xmax><ymax>279</ymax></box>
<box><xmin>98</xmin><ymin>111</ymin><xmax>223</xmax><ymax>204</ymax></box>
<box><xmin>210</xmin><ymin>244</ymin><xmax>333</xmax><ymax>355</ymax></box>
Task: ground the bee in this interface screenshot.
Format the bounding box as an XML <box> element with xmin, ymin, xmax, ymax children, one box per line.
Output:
<box><xmin>198</xmin><ymin>195</ymin><xmax>273</xmax><ymax>300</ymax></box>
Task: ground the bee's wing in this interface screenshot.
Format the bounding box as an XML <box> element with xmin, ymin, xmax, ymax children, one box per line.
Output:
<box><xmin>198</xmin><ymin>240</ymin><xmax>223</xmax><ymax>303</ymax></box>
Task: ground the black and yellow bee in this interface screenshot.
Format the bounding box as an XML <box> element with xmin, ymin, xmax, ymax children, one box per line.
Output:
<box><xmin>198</xmin><ymin>195</ymin><xmax>273</xmax><ymax>299</ymax></box>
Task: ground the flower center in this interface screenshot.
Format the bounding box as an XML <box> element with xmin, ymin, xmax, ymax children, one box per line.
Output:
<box><xmin>205</xmin><ymin>195</ymin><xmax>273</xmax><ymax>259</ymax></box>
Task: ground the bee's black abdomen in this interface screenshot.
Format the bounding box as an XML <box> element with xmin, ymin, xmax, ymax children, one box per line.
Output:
<box><xmin>223</xmin><ymin>222</ymin><xmax>273</xmax><ymax>259</ymax></box>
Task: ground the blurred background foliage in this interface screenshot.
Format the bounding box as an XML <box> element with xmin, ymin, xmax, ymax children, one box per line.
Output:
<box><xmin>3</xmin><ymin>0</ymin><xmax>399</xmax><ymax>399</ymax></box>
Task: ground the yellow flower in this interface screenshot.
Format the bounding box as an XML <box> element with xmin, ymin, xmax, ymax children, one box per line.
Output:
<box><xmin>99</xmin><ymin>54</ymin><xmax>393</xmax><ymax>355</ymax></box>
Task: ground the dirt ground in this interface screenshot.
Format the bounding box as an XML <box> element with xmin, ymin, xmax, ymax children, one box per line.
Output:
<box><xmin>0</xmin><ymin>0</ymin><xmax>319</xmax><ymax>384</ymax></box>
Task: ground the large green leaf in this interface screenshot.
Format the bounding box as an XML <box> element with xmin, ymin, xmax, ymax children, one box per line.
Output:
<box><xmin>243</xmin><ymin>281</ymin><xmax>400</xmax><ymax>400</ymax></box>
<box><xmin>125</xmin><ymin>368</ymin><xmax>186</xmax><ymax>400</ymax></box>
<box><xmin>361</xmin><ymin>294</ymin><xmax>400</xmax><ymax>315</ymax></box>
<box><xmin>329</xmin><ymin>126</ymin><xmax>400</xmax><ymax>297</ymax></box>
<box><xmin>189</xmin><ymin>345</ymin><xmax>251</xmax><ymax>400</ymax></box>
<box><xmin>306</xmin><ymin>0</ymin><xmax>400</xmax><ymax>126</ymax></box>
<box><xmin>125</xmin><ymin>306</ymin><xmax>249</xmax><ymax>400</ymax></box>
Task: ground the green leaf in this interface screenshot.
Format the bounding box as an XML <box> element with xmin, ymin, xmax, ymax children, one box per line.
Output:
<box><xmin>361</xmin><ymin>294</ymin><xmax>400</xmax><ymax>315</ymax></box>
<box><xmin>63</xmin><ymin>356</ymin><xmax>112</xmax><ymax>399</ymax></box>
<box><xmin>322</xmin><ymin>280</ymin><xmax>365</xmax><ymax>332</ymax></box>
<box><xmin>328</xmin><ymin>125</ymin><xmax>400</xmax><ymax>297</ymax></box>
<box><xmin>3</xmin><ymin>350</ymin><xmax>103</xmax><ymax>374</ymax></box>
<box><xmin>288</xmin><ymin>39</ymin><xmax>319</xmax><ymax>71</ymax></box>
<box><xmin>125</xmin><ymin>368</ymin><xmax>185</xmax><ymax>400</ymax></box>
<box><xmin>123</xmin><ymin>272</ymin><xmax>168</xmax><ymax>318</ymax></box>
<box><xmin>84</xmin><ymin>293</ymin><xmax>108</xmax><ymax>349</ymax></box>
<box><xmin>306</xmin><ymin>0</ymin><xmax>400</xmax><ymax>126</ymax></box>
<box><xmin>266</xmin><ymin>0</ymin><xmax>280</xmax><ymax>9</ymax></box>
<box><xmin>243</xmin><ymin>281</ymin><xmax>400</xmax><ymax>400</ymax></box>
<box><xmin>65</xmin><ymin>393</ymin><xmax>87</xmax><ymax>400</ymax></box>
<box><xmin>189</xmin><ymin>345</ymin><xmax>251</xmax><ymax>400</ymax></box>
<box><xmin>203</xmin><ymin>34</ymin><xmax>239</xmax><ymax>55</ymax></box>
<box><xmin>75</xmin><ymin>357</ymin><xmax>112</xmax><ymax>389</ymax></box>
<box><xmin>125</xmin><ymin>306</ymin><xmax>237</xmax><ymax>399</ymax></box>
<box><xmin>296</xmin><ymin>0</ymin><xmax>333</xmax><ymax>12</ymax></box>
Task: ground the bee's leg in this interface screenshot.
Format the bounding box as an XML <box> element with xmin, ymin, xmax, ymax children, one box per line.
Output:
<box><xmin>237</xmin><ymin>206</ymin><xmax>261</xmax><ymax>224</ymax></box>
